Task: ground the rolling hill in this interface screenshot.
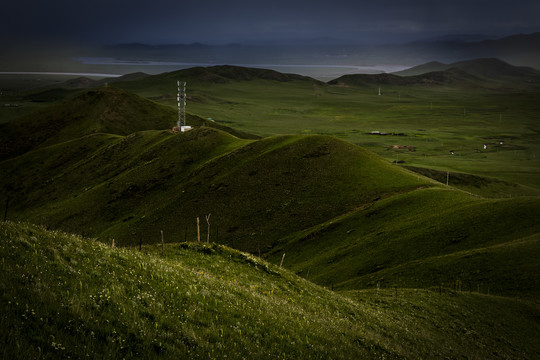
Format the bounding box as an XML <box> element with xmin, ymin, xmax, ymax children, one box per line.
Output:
<box><xmin>1</xmin><ymin>220</ymin><xmax>539</xmax><ymax>359</ymax></box>
<box><xmin>0</xmin><ymin>86</ymin><xmax>257</xmax><ymax>161</ymax></box>
<box><xmin>1</xmin><ymin>67</ymin><xmax>540</xmax><ymax>358</ymax></box>
<box><xmin>332</xmin><ymin>58</ymin><xmax>540</xmax><ymax>88</ymax></box>
<box><xmin>1</xmin><ymin>83</ymin><xmax>539</xmax><ymax>297</ymax></box>
<box><xmin>0</xmin><ymin>123</ymin><xmax>431</xmax><ymax>251</ymax></box>
<box><xmin>393</xmin><ymin>58</ymin><xmax>540</xmax><ymax>79</ymax></box>
<box><xmin>267</xmin><ymin>187</ymin><xmax>540</xmax><ymax>298</ymax></box>
<box><xmin>328</xmin><ymin>67</ymin><xmax>485</xmax><ymax>88</ymax></box>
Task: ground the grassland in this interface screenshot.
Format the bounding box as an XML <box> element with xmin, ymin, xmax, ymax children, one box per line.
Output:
<box><xmin>3</xmin><ymin>63</ymin><xmax>539</xmax><ymax>191</ymax></box>
<box><xmin>268</xmin><ymin>187</ymin><xmax>540</xmax><ymax>299</ymax></box>
<box><xmin>0</xmin><ymin>101</ymin><xmax>430</xmax><ymax>251</ymax></box>
<box><xmin>1</xmin><ymin>62</ymin><xmax>539</xmax><ymax>358</ymax></box>
<box><xmin>107</xmin><ymin>63</ymin><xmax>540</xmax><ymax>192</ymax></box>
<box><xmin>2</xmin><ymin>221</ymin><xmax>539</xmax><ymax>359</ymax></box>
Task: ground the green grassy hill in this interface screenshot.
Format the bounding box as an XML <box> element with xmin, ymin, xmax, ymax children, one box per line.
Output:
<box><xmin>1</xmin><ymin>82</ymin><xmax>538</xmax><ymax>297</ymax></box>
<box><xmin>403</xmin><ymin>165</ymin><xmax>540</xmax><ymax>197</ymax></box>
<box><xmin>2</xmin><ymin>221</ymin><xmax>539</xmax><ymax>359</ymax></box>
<box><xmin>0</xmin><ymin>87</ymin><xmax>175</xmax><ymax>160</ymax></box>
<box><xmin>0</xmin><ymin>86</ymin><xmax>257</xmax><ymax>160</ymax></box>
<box><xmin>394</xmin><ymin>58</ymin><xmax>540</xmax><ymax>79</ymax></box>
<box><xmin>0</xmin><ymin>124</ymin><xmax>430</xmax><ymax>251</ymax></box>
<box><xmin>103</xmin><ymin>64</ymin><xmax>540</xmax><ymax>192</ymax></box>
<box><xmin>330</xmin><ymin>59</ymin><xmax>540</xmax><ymax>89</ymax></box>
<box><xmin>267</xmin><ymin>187</ymin><xmax>540</xmax><ymax>298</ymax></box>
<box><xmin>2</xmin><ymin>68</ymin><xmax>539</xmax><ymax>357</ymax></box>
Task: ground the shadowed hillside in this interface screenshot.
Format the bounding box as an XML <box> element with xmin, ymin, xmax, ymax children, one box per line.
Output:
<box><xmin>0</xmin><ymin>87</ymin><xmax>175</xmax><ymax>160</ymax></box>
<box><xmin>331</xmin><ymin>58</ymin><xmax>540</xmax><ymax>89</ymax></box>
<box><xmin>136</xmin><ymin>65</ymin><xmax>322</xmax><ymax>84</ymax></box>
<box><xmin>0</xmin><ymin>86</ymin><xmax>257</xmax><ymax>160</ymax></box>
<box><xmin>394</xmin><ymin>58</ymin><xmax>540</xmax><ymax>80</ymax></box>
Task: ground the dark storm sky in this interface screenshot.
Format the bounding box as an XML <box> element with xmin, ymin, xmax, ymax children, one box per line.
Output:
<box><xmin>3</xmin><ymin>0</ymin><xmax>540</xmax><ymax>46</ymax></box>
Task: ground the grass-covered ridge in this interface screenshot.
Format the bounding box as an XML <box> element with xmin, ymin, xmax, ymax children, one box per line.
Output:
<box><xmin>269</xmin><ymin>187</ymin><xmax>540</xmax><ymax>298</ymax></box>
<box><xmin>1</xmin><ymin>80</ymin><xmax>538</xmax><ymax>303</ymax></box>
<box><xmin>110</xmin><ymin>64</ymin><xmax>540</xmax><ymax>191</ymax></box>
<box><xmin>0</xmin><ymin>86</ymin><xmax>257</xmax><ymax>161</ymax></box>
<box><xmin>2</xmin><ymin>221</ymin><xmax>539</xmax><ymax>359</ymax></box>
<box><xmin>0</xmin><ymin>87</ymin><xmax>175</xmax><ymax>160</ymax></box>
<box><xmin>0</xmin><ymin>124</ymin><xmax>430</xmax><ymax>251</ymax></box>
<box><xmin>1</xmin><ymin>65</ymin><xmax>540</xmax><ymax>358</ymax></box>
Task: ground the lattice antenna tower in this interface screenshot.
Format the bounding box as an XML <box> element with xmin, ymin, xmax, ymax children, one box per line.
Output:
<box><xmin>177</xmin><ymin>81</ymin><xmax>187</xmax><ymax>128</ymax></box>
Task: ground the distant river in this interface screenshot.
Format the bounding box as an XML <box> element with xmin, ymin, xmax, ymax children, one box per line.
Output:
<box><xmin>0</xmin><ymin>71</ymin><xmax>121</xmax><ymax>78</ymax></box>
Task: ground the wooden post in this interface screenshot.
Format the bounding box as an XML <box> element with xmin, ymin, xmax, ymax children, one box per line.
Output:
<box><xmin>280</xmin><ymin>253</ymin><xmax>286</xmax><ymax>268</ymax></box>
<box><xmin>161</xmin><ymin>230</ymin><xmax>164</xmax><ymax>256</ymax></box>
<box><xmin>205</xmin><ymin>213</ymin><xmax>211</xmax><ymax>243</ymax></box>
<box><xmin>112</xmin><ymin>239</ymin><xmax>115</xmax><ymax>248</ymax></box>
<box><xmin>197</xmin><ymin>217</ymin><xmax>200</xmax><ymax>242</ymax></box>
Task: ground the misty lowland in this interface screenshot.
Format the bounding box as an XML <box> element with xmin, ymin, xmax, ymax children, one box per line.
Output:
<box><xmin>1</xmin><ymin>43</ymin><xmax>540</xmax><ymax>359</ymax></box>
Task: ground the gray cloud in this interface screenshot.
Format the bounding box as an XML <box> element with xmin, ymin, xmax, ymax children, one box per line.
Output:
<box><xmin>2</xmin><ymin>0</ymin><xmax>539</xmax><ymax>46</ymax></box>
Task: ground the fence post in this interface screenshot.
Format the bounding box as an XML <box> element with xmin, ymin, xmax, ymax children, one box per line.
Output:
<box><xmin>205</xmin><ymin>213</ymin><xmax>211</xmax><ymax>243</ymax></box>
<box><xmin>197</xmin><ymin>217</ymin><xmax>200</xmax><ymax>242</ymax></box>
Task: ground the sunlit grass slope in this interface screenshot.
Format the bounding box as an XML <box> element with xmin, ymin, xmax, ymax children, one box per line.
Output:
<box><xmin>268</xmin><ymin>187</ymin><xmax>540</xmax><ymax>298</ymax></box>
<box><xmin>2</xmin><ymin>221</ymin><xmax>539</xmax><ymax>359</ymax></box>
<box><xmin>1</xmin><ymin>124</ymin><xmax>431</xmax><ymax>252</ymax></box>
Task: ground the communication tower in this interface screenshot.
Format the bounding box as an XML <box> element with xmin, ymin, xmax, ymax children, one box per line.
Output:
<box><xmin>177</xmin><ymin>81</ymin><xmax>191</xmax><ymax>132</ymax></box>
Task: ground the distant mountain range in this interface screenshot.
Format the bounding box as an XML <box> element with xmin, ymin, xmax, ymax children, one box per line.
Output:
<box><xmin>394</xmin><ymin>58</ymin><xmax>540</xmax><ymax>77</ymax></box>
<box><xmin>44</xmin><ymin>58</ymin><xmax>540</xmax><ymax>94</ymax></box>
<box><xmin>104</xmin><ymin>32</ymin><xmax>540</xmax><ymax>70</ymax></box>
<box><xmin>330</xmin><ymin>58</ymin><xmax>540</xmax><ymax>88</ymax></box>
